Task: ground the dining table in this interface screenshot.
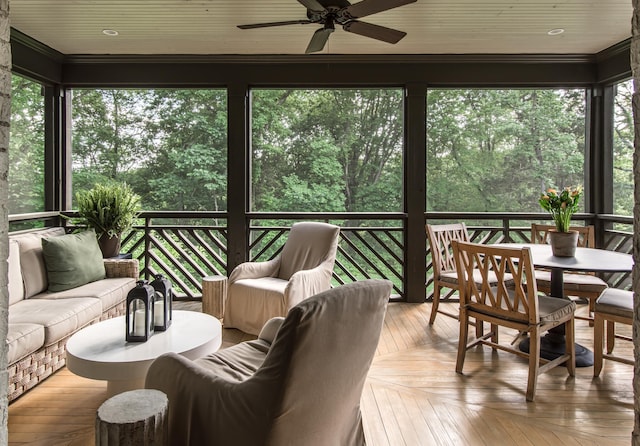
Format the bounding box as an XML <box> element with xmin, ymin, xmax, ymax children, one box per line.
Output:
<box><xmin>497</xmin><ymin>243</ymin><xmax>633</xmax><ymax>367</ymax></box>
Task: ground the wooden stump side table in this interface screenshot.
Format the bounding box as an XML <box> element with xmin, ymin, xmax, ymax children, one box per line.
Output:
<box><xmin>202</xmin><ymin>275</ymin><xmax>228</xmax><ymax>319</ymax></box>
<box><xmin>96</xmin><ymin>389</ymin><xmax>168</xmax><ymax>445</ymax></box>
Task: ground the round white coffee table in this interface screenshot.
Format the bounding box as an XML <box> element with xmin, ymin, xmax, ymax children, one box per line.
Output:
<box><xmin>66</xmin><ymin>310</ymin><xmax>222</xmax><ymax>396</ymax></box>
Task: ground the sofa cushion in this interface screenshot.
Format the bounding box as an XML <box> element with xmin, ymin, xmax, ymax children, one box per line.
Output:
<box><xmin>31</xmin><ymin>277</ymin><xmax>136</xmax><ymax>312</ymax></box>
<box><xmin>7</xmin><ymin>323</ymin><xmax>45</xmax><ymax>364</ymax></box>
<box><xmin>15</xmin><ymin>228</ymin><xmax>66</xmax><ymax>298</ymax></box>
<box><xmin>8</xmin><ymin>240</ymin><xmax>24</xmax><ymax>305</ymax></box>
<box><xmin>9</xmin><ymin>298</ymin><xmax>102</xmax><ymax>345</ymax></box>
<box><xmin>42</xmin><ymin>230</ymin><xmax>106</xmax><ymax>292</ymax></box>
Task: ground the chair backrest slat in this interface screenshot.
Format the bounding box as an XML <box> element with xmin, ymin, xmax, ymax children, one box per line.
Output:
<box><xmin>426</xmin><ymin>223</ymin><xmax>470</xmax><ymax>276</ymax></box>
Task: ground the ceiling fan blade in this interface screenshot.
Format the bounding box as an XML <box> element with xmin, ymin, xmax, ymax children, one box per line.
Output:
<box><xmin>305</xmin><ymin>27</ymin><xmax>334</xmax><ymax>53</ymax></box>
<box><xmin>297</xmin><ymin>0</ymin><xmax>327</xmax><ymax>12</ymax></box>
<box><xmin>343</xmin><ymin>20</ymin><xmax>406</xmax><ymax>44</ymax></box>
<box><xmin>238</xmin><ymin>20</ymin><xmax>311</xmax><ymax>30</ymax></box>
<box><xmin>344</xmin><ymin>0</ymin><xmax>417</xmax><ymax>19</ymax></box>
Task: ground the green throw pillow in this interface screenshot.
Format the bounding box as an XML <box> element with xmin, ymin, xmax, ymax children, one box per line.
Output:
<box><xmin>42</xmin><ymin>230</ymin><xmax>106</xmax><ymax>292</ymax></box>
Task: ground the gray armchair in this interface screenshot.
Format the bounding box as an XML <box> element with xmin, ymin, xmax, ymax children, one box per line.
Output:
<box><xmin>145</xmin><ymin>279</ymin><xmax>391</xmax><ymax>446</ymax></box>
<box><xmin>223</xmin><ymin>221</ymin><xmax>340</xmax><ymax>335</ymax></box>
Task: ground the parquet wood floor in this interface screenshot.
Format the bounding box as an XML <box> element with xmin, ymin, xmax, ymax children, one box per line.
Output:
<box><xmin>7</xmin><ymin>300</ymin><xmax>633</xmax><ymax>445</ymax></box>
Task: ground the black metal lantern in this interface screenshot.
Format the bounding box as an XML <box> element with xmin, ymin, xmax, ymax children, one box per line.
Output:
<box><xmin>126</xmin><ymin>280</ymin><xmax>155</xmax><ymax>342</ymax></box>
<box><xmin>150</xmin><ymin>274</ymin><xmax>172</xmax><ymax>331</ymax></box>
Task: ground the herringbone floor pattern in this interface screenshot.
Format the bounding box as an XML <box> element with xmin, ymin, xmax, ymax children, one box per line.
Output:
<box><xmin>7</xmin><ymin>300</ymin><xmax>633</xmax><ymax>445</ymax></box>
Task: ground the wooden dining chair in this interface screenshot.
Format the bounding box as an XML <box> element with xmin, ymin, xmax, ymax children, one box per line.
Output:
<box><xmin>530</xmin><ymin>224</ymin><xmax>608</xmax><ymax>322</ymax></box>
<box><xmin>426</xmin><ymin>223</ymin><xmax>512</xmax><ymax>325</ymax></box>
<box><xmin>426</xmin><ymin>223</ymin><xmax>470</xmax><ymax>324</ymax></box>
<box><xmin>452</xmin><ymin>240</ymin><xmax>576</xmax><ymax>402</ymax></box>
<box><xmin>593</xmin><ymin>288</ymin><xmax>633</xmax><ymax>377</ymax></box>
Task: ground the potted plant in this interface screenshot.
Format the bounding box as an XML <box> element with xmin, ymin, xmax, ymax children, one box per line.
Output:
<box><xmin>71</xmin><ymin>183</ymin><xmax>141</xmax><ymax>258</ymax></box>
<box><xmin>539</xmin><ymin>185</ymin><xmax>582</xmax><ymax>257</ymax></box>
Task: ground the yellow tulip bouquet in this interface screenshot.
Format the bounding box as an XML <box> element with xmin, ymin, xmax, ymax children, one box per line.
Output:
<box><xmin>539</xmin><ymin>186</ymin><xmax>582</xmax><ymax>232</ymax></box>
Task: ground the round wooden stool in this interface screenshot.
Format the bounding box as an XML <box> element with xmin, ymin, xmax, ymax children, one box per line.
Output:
<box><xmin>202</xmin><ymin>275</ymin><xmax>228</xmax><ymax>319</ymax></box>
<box><xmin>96</xmin><ymin>389</ymin><xmax>168</xmax><ymax>445</ymax></box>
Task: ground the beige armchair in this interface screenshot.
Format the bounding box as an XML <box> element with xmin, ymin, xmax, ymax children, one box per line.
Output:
<box><xmin>223</xmin><ymin>221</ymin><xmax>340</xmax><ymax>335</ymax></box>
<box><xmin>145</xmin><ymin>279</ymin><xmax>391</xmax><ymax>446</ymax></box>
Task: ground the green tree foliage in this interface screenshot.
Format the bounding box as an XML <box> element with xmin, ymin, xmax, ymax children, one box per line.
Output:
<box><xmin>139</xmin><ymin>90</ymin><xmax>227</xmax><ymax>211</ymax></box>
<box><xmin>427</xmin><ymin>89</ymin><xmax>585</xmax><ymax>212</ymax></box>
<box><xmin>12</xmin><ymin>83</ymin><xmax>633</xmax><ymax>218</ymax></box>
<box><xmin>251</xmin><ymin>89</ymin><xmax>403</xmax><ymax>213</ymax></box>
<box><xmin>9</xmin><ymin>75</ymin><xmax>45</xmax><ymax>214</ymax></box>
<box><xmin>72</xmin><ymin>89</ymin><xmax>156</xmax><ymax>190</ymax></box>
<box><xmin>67</xmin><ymin>86</ymin><xmax>631</xmax><ymax>218</ymax></box>
<box><xmin>71</xmin><ymin>89</ymin><xmax>227</xmax><ymax>211</ymax></box>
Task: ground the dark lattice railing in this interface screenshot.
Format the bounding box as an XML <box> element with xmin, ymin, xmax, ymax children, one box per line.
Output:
<box><xmin>11</xmin><ymin>211</ymin><xmax>633</xmax><ymax>301</ymax></box>
<box><xmin>246</xmin><ymin>224</ymin><xmax>405</xmax><ymax>297</ymax></box>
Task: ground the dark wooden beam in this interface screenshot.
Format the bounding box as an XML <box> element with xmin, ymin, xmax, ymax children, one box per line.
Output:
<box><xmin>596</xmin><ymin>39</ymin><xmax>631</xmax><ymax>84</ymax></box>
<box><xmin>58</xmin><ymin>57</ymin><xmax>598</xmax><ymax>88</ymax></box>
<box><xmin>10</xmin><ymin>29</ymin><xmax>63</xmax><ymax>84</ymax></box>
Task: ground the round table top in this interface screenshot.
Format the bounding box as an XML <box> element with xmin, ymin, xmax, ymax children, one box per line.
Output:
<box><xmin>66</xmin><ymin>310</ymin><xmax>222</xmax><ymax>382</ymax></box>
<box><xmin>499</xmin><ymin>243</ymin><xmax>633</xmax><ymax>273</ymax></box>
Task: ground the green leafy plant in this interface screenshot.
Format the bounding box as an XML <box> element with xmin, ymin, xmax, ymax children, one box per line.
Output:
<box><xmin>539</xmin><ymin>186</ymin><xmax>582</xmax><ymax>232</ymax></box>
<box><xmin>72</xmin><ymin>183</ymin><xmax>141</xmax><ymax>238</ymax></box>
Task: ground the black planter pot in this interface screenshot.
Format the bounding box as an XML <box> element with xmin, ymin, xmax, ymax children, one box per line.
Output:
<box><xmin>99</xmin><ymin>233</ymin><xmax>122</xmax><ymax>258</ymax></box>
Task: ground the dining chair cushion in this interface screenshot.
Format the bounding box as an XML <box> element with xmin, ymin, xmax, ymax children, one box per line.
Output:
<box><xmin>440</xmin><ymin>270</ymin><xmax>513</xmax><ymax>286</ymax></box>
<box><xmin>537</xmin><ymin>296</ymin><xmax>577</xmax><ymax>322</ymax></box>
<box><xmin>534</xmin><ymin>271</ymin><xmax>607</xmax><ymax>293</ymax></box>
<box><xmin>472</xmin><ymin>288</ymin><xmax>576</xmax><ymax>323</ymax></box>
<box><xmin>439</xmin><ymin>271</ymin><xmax>459</xmax><ymax>284</ymax></box>
<box><xmin>595</xmin><ymin>288</ymin><xmax>632</xmax><ymax>319</ymax></box>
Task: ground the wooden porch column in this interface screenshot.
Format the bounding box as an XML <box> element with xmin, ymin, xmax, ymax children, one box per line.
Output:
<box><xmin>227</xmin><ymin>83</ymin><xmax>250</xmax><ymax>275</ymax></box>
<box><xmin>404</xmin><ymin>83</ymin><xmax>427</xmax><ymax>303</ymax></box>
<box><xmin>586</xmin><ymin>85</ymin><xmax>614</xmax><ymax>247</ymax></box>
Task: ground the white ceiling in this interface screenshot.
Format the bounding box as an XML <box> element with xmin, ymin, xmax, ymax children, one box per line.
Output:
<box><xmin>9</xmin><ymin>0</ymin><xmax>632</xmax><ymax>56</ymax></box>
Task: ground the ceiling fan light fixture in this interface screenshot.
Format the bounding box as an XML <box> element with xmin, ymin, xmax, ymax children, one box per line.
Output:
<box><xmin>547</xmin><ymin>28</ymin><xmax>565</xmax><ymax>36</ymax></box>
<box><xmin>102</xmin><ymin>29</ymin><xmax>119</xmax><ymax>37</ymax></box>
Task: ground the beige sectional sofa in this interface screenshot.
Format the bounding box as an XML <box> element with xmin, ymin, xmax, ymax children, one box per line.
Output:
<box><xmin>7</xmin><ymin>227</ymin><xmax>139</xmax><ymax>401</ymax></box>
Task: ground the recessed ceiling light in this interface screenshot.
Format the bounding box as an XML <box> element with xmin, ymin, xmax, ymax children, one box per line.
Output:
<box><xmin>102</xmin><ymin>29</ymin><xmax>119</xmax><ymax>37</ymax></box>
<box><xmin>547</xmin><ymin>28</ymin><xmax>565</xmax><ymax>36</ymax></box>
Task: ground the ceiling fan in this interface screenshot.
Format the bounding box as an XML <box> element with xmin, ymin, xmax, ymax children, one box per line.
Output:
<box><xmin>237</xmin><ymin>0</ymin><xmax>417</xmax><ymax>54</ymax></box>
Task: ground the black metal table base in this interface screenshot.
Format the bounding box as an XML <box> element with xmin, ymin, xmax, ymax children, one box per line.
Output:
<box><xmin>518</xmin><ymin>333</ymin><xmax>593</xmax><ymax>368</ymax></box>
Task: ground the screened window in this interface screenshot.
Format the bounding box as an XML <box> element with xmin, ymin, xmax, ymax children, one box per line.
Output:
<box><xmin>613</xmin><ymin>79</ymin><xmax>633</xmax><ymax>216</ymax></box>
<box><xmin>426</xmin><ymin>89</ymin><xmax>586</xmax><ymax>212</ymax></box>
<box><xmin>71</xmin><ymin>89</ymin><xmax>227</xmax><ymax>211</ymax></box>
<box><xmin>250</xmin><ymin>89</ymin><xmax>404</xmax><ymax>212</ymax></box>
<box><xmin>9</xmin><ymin>74</ymin><xmax>45</xmax><ymax>215</ymax></box>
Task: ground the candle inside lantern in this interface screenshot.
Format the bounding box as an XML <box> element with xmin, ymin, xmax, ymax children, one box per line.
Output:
<box><xmin>133</xmin><ymin>309</ymin><xmax>146</xmax><ymax>336</ymax></box>
<box><xmin>154</xmin><ymin>300</ymin><xmax>164</xmax><ymax>326</ymax></box>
